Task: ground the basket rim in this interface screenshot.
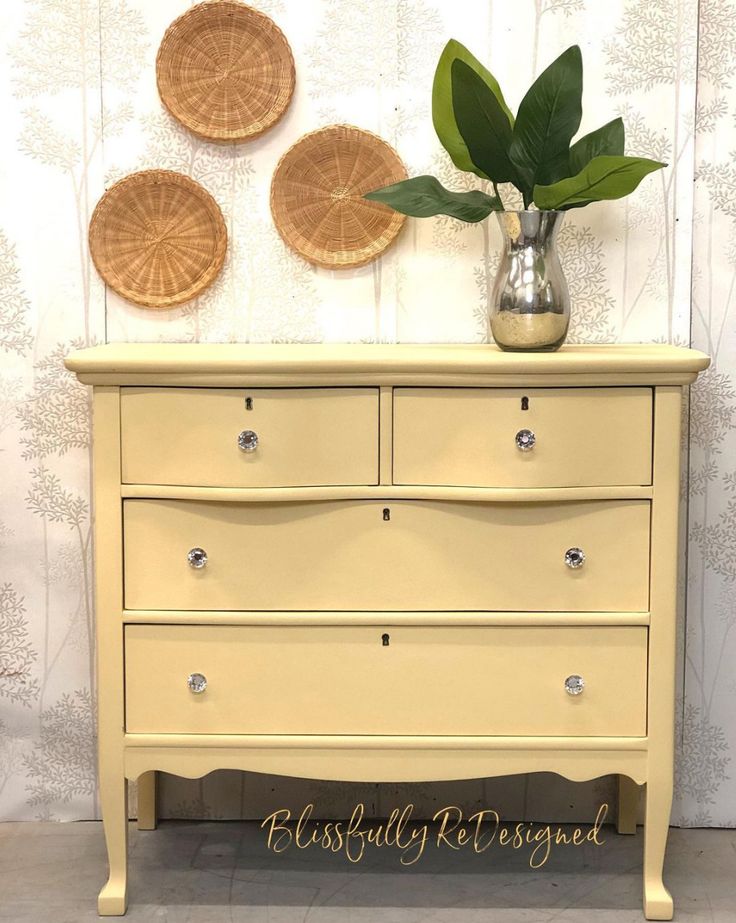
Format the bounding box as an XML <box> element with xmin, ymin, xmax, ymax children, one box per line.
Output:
<box><xmin>155</xmin><ymin>0</ymin><xmax>296</xmax><ymax>145</ymax></box>
<box><xmin>270</xmin><ymin>124</ymin><xmax>408</xmax><ymax>270</ymax></box>
<box><xmin>88</xmin><ymin>169</ymin><xmax>228</xmax><ymax>309</ymax></box>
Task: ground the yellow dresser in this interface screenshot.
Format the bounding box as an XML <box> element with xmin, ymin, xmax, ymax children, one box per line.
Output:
<box><xmin>65</xmin><ymin>343</ymin><xmax>709</xmax><ymax>920</ymax></box>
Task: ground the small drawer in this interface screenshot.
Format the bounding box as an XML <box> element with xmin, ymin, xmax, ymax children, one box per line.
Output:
<box><xmin>123</xmin><ymin>498</ymin><xmax>650</xmax><ymax>612</ymax></box>
<box><xmin>120</xmin><ymin>387</ymin><xmax>379</xmax><ymax>487</ymax></box>
<box><xmin>124</xmin><ymin>624</ymin><xmax>648</xmax><ymax>737</ymax></box>
<box><xmin>393</xmin><ymin>387</ymin><xmax>653</xmax><ymax>488</ymax></box>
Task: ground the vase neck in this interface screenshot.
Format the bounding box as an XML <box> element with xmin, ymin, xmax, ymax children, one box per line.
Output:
<box><xmin>496</xmin><ymin>210</ymin><xmax>565</xmax><ymax>249</ymax></box>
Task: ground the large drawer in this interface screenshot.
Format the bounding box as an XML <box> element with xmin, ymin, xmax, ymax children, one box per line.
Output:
<box><xmin>124</xmin><ymin>624</ymin><xmax>648</xmax><ymax>736</ymax></box>
<box><xmin>120</xmin><ymin>387</ymin><xmax>379</xmax><ymax>487</ymax></box>
<box><xmin>393</xmin><ymin>387</ymin><xmax>653</xmax><ymax>488</ymax></box>
<box><xmin>123</xmin><ymin>499</ymin><xmax>651</xmax><ymax>611</ymax></box>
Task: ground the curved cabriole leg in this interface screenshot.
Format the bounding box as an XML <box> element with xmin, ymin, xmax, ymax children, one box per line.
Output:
<box><xmin>642</xmin><ymin>781</ymin><xmax>674</xmax><ymax>920</ymax></box>
<box><xmin>98</xmin><ymin>773</ymin><xmax>129</xmax><ymax>915</ymax></box>
<box><xmin>136</xmin><ymin>771</ymin><xmax>157</xmax><ymax>831</ymax></box>
<box><xmin>617</xmin><ymin>774</ymin><xmax>640</xmax><ymax>835</ymax></box>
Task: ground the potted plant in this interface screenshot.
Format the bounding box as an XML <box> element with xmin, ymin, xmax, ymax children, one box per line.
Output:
<box><xmin>365</xmin><ymin>42</ymin><xmax>665</xmax><ymax>351</ymax></box>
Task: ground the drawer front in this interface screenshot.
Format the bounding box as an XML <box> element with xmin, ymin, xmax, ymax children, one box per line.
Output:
<box><xmin>124</xmin><ymin>624</ymin><xmax>648</xmax><ymax>736</ymax></box>
<box><xmin>123</xmin><ymin>499</ymin><xmax>650</xmax><ymax>611</ymax></box>
<box><xmin>393</xmin><ymin>387</ymin><xmax>652</xmax><ymax>488</ymax></box>
<box><xmin>120</xmin><ymin>387</ymin><xmax>379</xmax><ymax>487</ymax></box>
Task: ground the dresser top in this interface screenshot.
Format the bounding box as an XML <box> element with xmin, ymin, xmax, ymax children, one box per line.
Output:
<box><xmin>66</xmin><ymin>342</ymin><xmax>709</xmax><ymax>386</ymax></box>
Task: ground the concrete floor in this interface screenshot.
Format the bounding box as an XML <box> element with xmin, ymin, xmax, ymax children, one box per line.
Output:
<box><xmin>0</xmin><ymin>821</ymin><xmax>734</xmax><ymax>922</ymax></box>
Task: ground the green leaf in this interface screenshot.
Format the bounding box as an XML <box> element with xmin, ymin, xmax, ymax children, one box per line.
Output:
<box><xmin>569</xmin><ymin>117</ymin><xmax>625</xmax><ymax>174</ymax></box>
<box><xmin>509</xmin><ymin>45</ymin><xmax>583</xmax><ymax>202</ymax></box>
<box><xmin>451</xmin><ymin>59</ymin><xmax>519</xmax><ymax>185</ymax></box>
<box><xmin>532</xmin><ymin>155</ymin><xmax>666</xmax><ymax>210</ymax></box>
<box><xmin>432</xmin><ymin>39</ymin><xmax>514</xmax><ymax>179</ymax></box>
<box><xmin>364</xmin><ymin>175</ymin><xmax>503</xmax><ymax>223</ymax></box>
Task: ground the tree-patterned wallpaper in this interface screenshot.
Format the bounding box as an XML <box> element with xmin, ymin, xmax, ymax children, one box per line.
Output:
<box><xmin>0</xmin><ymin>0</ymin><xmax>732</xmax><ymax>825</ymax></box>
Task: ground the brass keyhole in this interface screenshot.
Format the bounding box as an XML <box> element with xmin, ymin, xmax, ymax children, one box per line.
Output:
<box><xmin>382</xmin><ymin>633</ymin><xmax>390</xmax><ymax>646</ymax></box>
<box><xmin>521</xmin><ymin>396</ymin><xmax>529</xmax><ymax>411</ymax></box>
<box><xmin>383</xmin><ymin>508</ymin><xmax>391</xmax><ymax>521</ymax></box>
<box><xmin>245</xmin><ymin>397</ymin><xmax>253</xmax><ymax>410</ymax></box>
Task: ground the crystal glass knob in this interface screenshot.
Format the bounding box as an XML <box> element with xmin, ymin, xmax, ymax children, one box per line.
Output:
<box><xmin>564</xmin><ymin>547</ymin><xmax>586</xmax><ymax>569</ymax></box>
<box><xmin>564</xmin><ymin>674</ymin><xmax>585</xmax><ymax>696</ymax></box>
<box><xmin>515</xmin><ymin>429</ymin><xmax>536</xmax><ymax>452</ymax></box>
<box><xmin>238</xmin><ymin>429</ymin><xmax>259</xmax><ymax>452</ymax></box>
<box><xmin>187</xmin><ymin>672</ymin><xmax>207</xmax><ymax>694</ymax></box>
<box><xmin>187</xmin><ymin>547</ymin><xmax>208</xmax><ymax>569</ymax></box>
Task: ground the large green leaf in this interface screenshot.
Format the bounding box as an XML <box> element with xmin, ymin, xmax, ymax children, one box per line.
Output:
<box><xmin>432</xmin><ymin>39</ymin><xmax>513</xmax><ymax>179</ymax></box>
<box><xmin>364</xmin><ymin>175</ymin><xmax>502</xmax><ymax>223</ymax></box>
<box><xmin>509</xmin><ymin>45</ymin><xmax>583</xmax><ymax>202</ymax></box>
<box><xmin>569</xmin><ymin>117</ymin><xmax>625</xmax><ymax>174</ymax></box>
<box><xmin>533</xmin><ymin>155</ymin><xmax>665</xmax><ymax>209</ymax></box>
<box><xmin>451</xmin><ymin>59</ymin><xmax>519</xmax><ymax>185</ymax></box>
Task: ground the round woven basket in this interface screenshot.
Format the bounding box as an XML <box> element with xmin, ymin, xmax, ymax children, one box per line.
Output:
<box><xmin>270</xmin><ymin>126</ymin><xmax>408</xmax><ymax>270</ymax></box>
<box><xmin>156</xmin><ymin>0</ymin><xmax>295</xmax><ymax>143</ymax></box>
<box><xmin>89</xmin><ymin>170</ymin><xmax>228</xmax><ymax>309</ymax></box>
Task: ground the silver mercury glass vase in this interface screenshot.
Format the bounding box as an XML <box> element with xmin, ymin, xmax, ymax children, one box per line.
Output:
<box><xmin>489</xmin><ymin>209</ymin><xmax>570</xmax><ymax>352</ymax></box>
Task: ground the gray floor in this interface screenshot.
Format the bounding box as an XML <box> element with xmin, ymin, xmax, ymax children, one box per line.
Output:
<box><xmin>0</xmin><ymin>821</ymin><xmax>734</xmax><ymax>922</ymax></box>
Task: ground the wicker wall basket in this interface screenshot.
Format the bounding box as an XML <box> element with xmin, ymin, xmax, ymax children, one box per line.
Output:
<box><xmin>156</xmin><ymin>0</ymin><xmax>295</xmax><ymax>143</ymax></box>
<box><xmin>89</xmin><ymin>170</ymin><xmax>228</xmax><ymax>309</ymax></box>
<box><xmin>270</xmin><ymin>125</ymin><xmax>408</xmax><ymax>270</ymax></box>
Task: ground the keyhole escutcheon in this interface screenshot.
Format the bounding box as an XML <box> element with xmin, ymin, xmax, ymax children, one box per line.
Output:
<box><xmin>382</xmin><ymin>633</ymin><xmax>390</xmax><ymax>646</ymax></box>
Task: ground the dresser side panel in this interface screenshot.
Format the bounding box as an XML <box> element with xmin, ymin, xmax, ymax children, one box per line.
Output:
<box><xmin>93</xmin><ymin>386</ymin><xmax>125</xmax><ymax>736</ymax></box>
<box><xmin>92</xmin><ymin>385</ymin><xmax>129</xmax><ymax>908</ymax></box>
<box><xmin>648</xmin><ymin>387</ymin><xmax>683</xmax><ymax>767</ymax></box>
